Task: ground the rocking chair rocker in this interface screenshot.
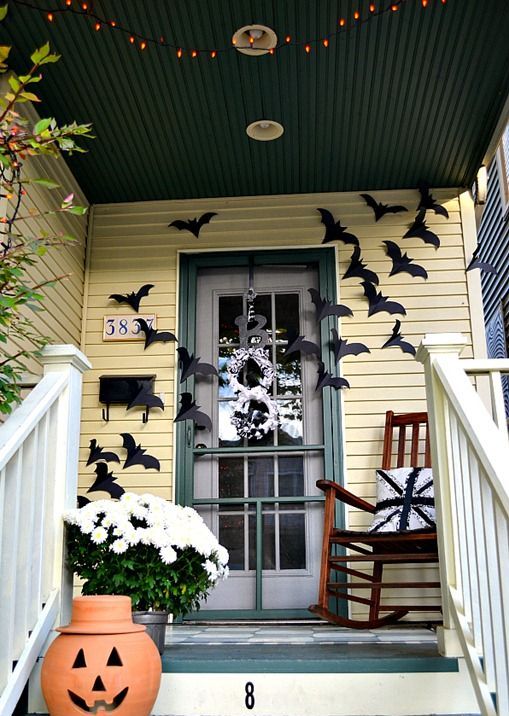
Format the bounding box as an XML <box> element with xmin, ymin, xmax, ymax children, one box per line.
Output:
<box><xmin>309</xmin><ymin>411</ymin><xmax>441</xmax><ymax>629</ymax></box>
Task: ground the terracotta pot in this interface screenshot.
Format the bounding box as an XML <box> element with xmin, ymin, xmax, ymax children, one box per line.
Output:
<box><xmin>132</xmin><ymin>611</ymin><xmax>169</xmax><ymax>655</ymax></box>
<box><xmin>41</xmin><ymin>595</ymin><xmax>161</xmax><ymax>716</ymax></box>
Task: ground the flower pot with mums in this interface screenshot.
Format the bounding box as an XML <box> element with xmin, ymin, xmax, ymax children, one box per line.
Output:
<box><xmin>63</xmin><ymin>493</ymin><xmax>229</xmax><ymax>652</ymax></box>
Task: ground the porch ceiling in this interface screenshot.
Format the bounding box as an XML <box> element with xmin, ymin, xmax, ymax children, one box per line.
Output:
<box><xmin>1</xmin><ymin>1</ymin><xmax>509</xmax><ymax>204</ymax></box>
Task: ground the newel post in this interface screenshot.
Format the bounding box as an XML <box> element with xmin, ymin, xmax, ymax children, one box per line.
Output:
<box><xmin>41</xmin><ymin>345</ymin><xmax>92</xmax><ymax>626</ymax></box>
<box><xmin>416</xmin><ymin>333</ymin><xmax>466</xmax><ymax>657</ymax></box>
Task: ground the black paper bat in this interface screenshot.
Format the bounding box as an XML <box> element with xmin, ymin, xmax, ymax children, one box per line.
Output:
<box><xmin>330</xmin><ymin>328</ymin><xmax>370</xmax><ymax>363</ymax></box>
<box><xmin>87</xmin><ymin>463</ymin><xmax>125</xmax><ymax>499</ymax></box>
<box><xmin>315</xmin><ymin>361</ymin><xmax>350</xmax><ymax>390</ymax></box>
<box><xmin>360</xmin><ymin>193</ymin><xmax>408</xmax><ymax>222</ymax></box>
<box><xmin>77</xmin><ymin>495</ymin><xmax>91</xmax><ymax>508</ymax></box>
<box><xmin>343</xmin><ymin>246</ymin><xmax>379</xmax><ymax>285</ymax></box>
<box><xmin>383</xmin><ymin>240</ymin><xmax>428</xmax><ymax>279</ymax></box>
<box><xmin>281</xmin><ymin>329</ymin><xmax>320</xmax><ymax>361</ymax></box>
<box><xmin>417</xmin><ymin>185</ymin><xmax>449</xmax><ymax>218</ymax></box>
<box><xmin>466</xmin><ymin>247</ymin><xmax>497</xmax><ymax>274</ymax></box>
<box><xmin>174</xmin><ymin>392</ymin><xmax>212</xmax><ymax>431</ymax></box>
<box><xmin>121</xmin><ymin>432</ymin><xmax>161</xmax><ymax>471</ymax></box>
<box><xmin>134</xmin><ymin>318</ymin><xmax>178</xmax><ymax>349</ymax></box>
<box><xmin>361</xmin><ymin>280</ymin><xmax>407</xmax><ymax>317</ymax></box>
<box><xmin>126</xmin><ymin>384</ymin><xmax>165</xmax><ymax>411</ymax></box>
<box><xmin>108</xmin><ymin>284</ymin><xmax>154</xmax><ymax>313</ymax></box>
<box><xmin>169</xmin><ymin>212</ymin><xmax>217</xmax><ymax>238</ymax></box>
<box><xmin>308</xmin><ymin>288</ymin><xmax>353</xmax><ymax>322</ymax></box>
<box><xmin>86</xmin><ymin>439</ymin><xmax>120</xmax><ymax>467</ymax></box>
<box><xmin>382</xmin><ymin>319</ymin><xmax>416</xmax><ymax>356</ymax></box>
<box><xmin>177</xmin><ymin>347</ymin><xmax>218</xmax><ymax>383</ymax></box>
<box><xmin>317</xmin><ymin>208</ymin><xmax>359</xmax><ymax>246</ymax></box>
<box><xmin>403</xmin><ymin>211</ymin><xmax>440</xmax><ymax>248</ymax></box>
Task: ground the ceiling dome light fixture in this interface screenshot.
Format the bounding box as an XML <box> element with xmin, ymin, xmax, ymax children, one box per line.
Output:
<box><xmin>232</xmin><ymin>24</ymin><xmax>278</xmax><ymax>56</ymax></box>
<box><xmin>246</xmin><ymin>120</ymin><xmax>284</xmax><ymax>141</ymax></box>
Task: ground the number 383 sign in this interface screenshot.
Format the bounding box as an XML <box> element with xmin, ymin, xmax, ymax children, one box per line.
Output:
<box><xmin>102</xmin><ymin>314</ymin><xmax>157</xmax><ymax>341</ymax></box>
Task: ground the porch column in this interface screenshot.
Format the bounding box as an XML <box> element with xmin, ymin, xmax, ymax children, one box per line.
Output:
<box><xmin>40</xmin><ymin>345</ymin><xmax>92</xmax><ymax>626</ymax></box>
<box><xmin>416</xmin><ymin>333</ymin><xmax>466</xmax><ymax>658</ymax></box>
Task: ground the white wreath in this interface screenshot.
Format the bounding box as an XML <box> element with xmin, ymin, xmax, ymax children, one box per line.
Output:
<box><xmin>227</xmin><ymin>346</ymin><xmax>279</xmax><ymax>439</ymax></box>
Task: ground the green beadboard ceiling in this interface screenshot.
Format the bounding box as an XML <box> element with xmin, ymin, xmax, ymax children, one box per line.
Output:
<box><xmin>1</xmin><ymin>0</ymin><xmax>509</xmax><ymax>204</ymax></box>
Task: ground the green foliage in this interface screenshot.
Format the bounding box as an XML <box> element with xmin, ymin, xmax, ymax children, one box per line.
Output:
<box><xmin>0</xmin><ymin>32</ymin><xmax>93</xmax><ymax>415</ymax></box>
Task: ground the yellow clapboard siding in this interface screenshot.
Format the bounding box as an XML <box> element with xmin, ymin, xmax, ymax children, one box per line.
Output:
<box><xmin>80</xmin><ymin>183</ymin><xmax>470</xmax><ymax>585</ymax></box>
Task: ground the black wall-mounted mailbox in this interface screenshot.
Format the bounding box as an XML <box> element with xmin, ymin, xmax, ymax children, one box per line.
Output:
<box><xmin>99</xmin><ymin>375</ymin><xmax>156</xmax><ymax>421</ymax></box>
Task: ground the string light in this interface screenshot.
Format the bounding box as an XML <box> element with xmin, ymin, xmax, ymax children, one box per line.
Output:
<box><xmin>7</xmin><ymin>0</ymin><xmax>445</xmax><ymax>61</ymax></box>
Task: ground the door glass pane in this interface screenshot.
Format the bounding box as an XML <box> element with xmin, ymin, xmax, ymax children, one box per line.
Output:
<box><xmin>248</xmin><ymin>457</ymin><xmax>274</xmax><ymax>497</ymax></box>
<box><xmin>276</xmin><ymin>348</ymin><xmax>302</xmax><ymax>395</ymax></box>
<box><xmin>219</xmin><ymin>458</ymin><xmax>244</xmax><ymax>510</ymax></box>
<box><xmin>278</xmin><ymin>456</ymin><xmax>304</xmax><ymax>496</ymax></box>
<box><xmin>219</xmin><ymin>296</ymin><xmax>242</xmax><ymax>344</ymax></box>
<box><xmin>218</xmin><ymin>348</ymin><xmax>236</xmax><ymax>398</ymax></box>
<box><xmin>248</xmin><ymin>513</ymin><xmax>276</xmax><ymax>570</ymax></box>
<box><xmin>219</xmin><ymin>514</ymin><xmax>245</xmax><ymax>570</ymax></box>
<box><xmin>218</xmin><ymin>402</ymin><xmax>242</xmax><ymax>446</ymax></box>
<box><xmin>253</xmin><ymin>294</ymin><xmax>272</xmax><ymax>342</ymax></box>
<box><xmin>277</xmin><ymin>398</ymin><xmax>303</xmax><ymax>445</ymax></box>
<box><xmin>279</xmin><ymin>513</ymin><xmax>306</xmax><ymax>569</ymax></box>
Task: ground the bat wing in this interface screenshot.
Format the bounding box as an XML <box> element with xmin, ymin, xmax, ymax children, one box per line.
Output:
<box><xmin>383</xmin><ymin>240</ymin><xmax>402</xmax><ymax>262</ymax></box>
<box><xmin>360</xmin><ymin>193</ymin><xmax>378</xmax><ymax>212</ymax></box>
<box><xmin>169</xmin><ymin>219</ymin><xmax>190</xmax><ymax>231</ymax></box>
<box><xmin>385</xmin><ymin>204</ymin><xmax>408</xmax><ymax>214</ymax></box>
<box><xmin>433</xmin><ymin>204</ymin><xmax>449</xmax><ymax>219</ymax></box>
<box><xmin>153</xmin><ymin>329</ymin><xmax>178</xmax><ymax>344</ymax></box>
<box><xmin>193</xmin><ymin>408</ymin><xmax>213</xmax><ymax>431</ymax></box>
<box><xmin>375</xmin><ymin>297</ymin><xmax>407</xmax><ymax>316</ymax></box>
<box><xmin>337</xmin><ymin>340</ymin><xmax>370</xmax><ymax>359</ymax></box>
<box><xmin>105</xmin><ymin>480</ymin><xmax>126</xmax><ymax>499</ymax></box>
<box><xmin>88</xmin><ymin>462</ymin><xmax>114</xmax><ymax>492</ymax></box>
<box><xmin>405</xmin><ymin>262</ymin><xmax>428</xmax><ymax>279</ymax></box>
<box><xmin>195</xmin><ymin>360</ymin><xmax>218</xmax><ymax>377</ymax></box>
<box><xmin>317</xmin><ymin>208</ymin><xmax>334</xmax><ymax>228</ymax></box>
<box><xmin>144</xmin><ymin>393</ymin><xmax>165</xmax><ymax>409</ymax></box>
<box><xmin>131</xmin><ymin>283</ymin><xmax>154</xmax><ymax>311</ymax></box>
<box><xmin>134</xmin><ymin>318</ymin><xmax>150</xmax><ymax>339</ymax></box>
<box><xmin>466</xmin><ymin>258</ymin><xmax>497</xmax><ymax>274</ymax></box>
<box><xmin>361</xmin><ymin>280</ymin><xmax>377</xmax><ymax>308</ymax></box>
<box><xmin>109</xmin><ymin>293</ymin><xmax>128</xmax><ymax>305</ymax></box>
<box><xmin>77</xmin><ymin>496</ymin><xmax>90</xmax><ymax>508</ymax></box>
<box><xmin>86</xmin><ymin>439</ymin><xmax>98</xmax><ymax>466</ymax></box>
<box><xmin>138</xmin><ymin>453</ymin><xmax>161</xmax><ymax>471</ymax></box>
<box><xmin>339</xmin><ymin>229</ymin><xmax>360</xmax><ymax>246</ymax></box>
<box><xmin>308</xmin><ymin>288</ymin><xmax>324</xmax><ymax>316</ymax></box>
<box><xmin>398</xmin><ymin>339</ymin><xmax>416</xmax><ymax>356</ymax></box>
<box><xmin>121</xmin><ymin>432</ymin><xmax>136</xmax><ymax>459</ymax></box>
<box><xmin>197</xmin><ymin>212</ymin><xmax>218</xmax><ymax>229</ymax></box>
<box><xmin>328</xmin><ymin>303</ymin><xmax>354</xmax><ymax>319</ymax></box>
<box><xmin>316</xmin><ymin>363</ymin><xmax>349</xmax><ymax>390</ymax></box>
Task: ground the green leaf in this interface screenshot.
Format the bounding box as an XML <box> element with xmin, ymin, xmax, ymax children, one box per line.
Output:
<box><xmin>20</xmin><ymin>91</ymin><xmax>41</xmax><ymax>103</ymax></box>
<box><xmin>0</xmin><ymin>6</ymin><xmax>8</xmax><ymax>22</ymax></box>
<box><xmin>33</xmin><ymin>118</ymin><xmax>53</xmax><ymax>134</ymax></box>
<box><xmin>8</xmin><ymin>76</ymin><xmax>20</xmax><ymax>93</ymax></box>
<box><xmin>31</xmin><ymin>178</ymin><xmax>60</xmax><ymax>190</ymax></box>
<box><xmin>31</xmin><ymin>43</ymin><xmax>50</xmax><ymax>65</ymax></box>
<box><xmin>66</xmin><ymin>206</ymin><xmax>88</xmax><ymax>216</ymax></box>
<box><xmin>39</xmin><ymin>53</ymin><xmax>61</xmax><ymax>65</ymax></box>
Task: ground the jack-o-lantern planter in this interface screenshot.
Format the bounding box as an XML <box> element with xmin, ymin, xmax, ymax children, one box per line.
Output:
<box><xmin>41</xmin><ymin>596</ymin><xmax>161</xmax><ymax>716</ymax></box>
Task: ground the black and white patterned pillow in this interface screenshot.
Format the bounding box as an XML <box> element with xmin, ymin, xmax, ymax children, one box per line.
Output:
<box><xmin>368</xmin><ymin>466</ymin><xmax>435</xmax><ymax>533</ymax></box>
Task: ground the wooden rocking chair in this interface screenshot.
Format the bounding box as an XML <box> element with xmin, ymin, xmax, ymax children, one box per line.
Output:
<box><xmin>309</xmin><ymin>411</ymin><xmax>441</xmax><ymax>629</ymax></box>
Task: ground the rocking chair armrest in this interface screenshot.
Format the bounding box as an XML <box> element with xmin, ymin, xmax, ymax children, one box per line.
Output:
<box><xmin>316</xmin><ymin>479</ymin><xmax>376</xmax><ymax>514</ymax></box>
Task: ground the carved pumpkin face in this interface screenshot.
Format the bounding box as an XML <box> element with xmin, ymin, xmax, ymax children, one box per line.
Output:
<box><xmin>67</xmin><ymin>644</ymin><xmax>128</xmax><ymax>713</ymax></box>
<box><xmin>41</xmin><ymin>632</ymin><xmax>161</xmax><ymax>716</ymax></box>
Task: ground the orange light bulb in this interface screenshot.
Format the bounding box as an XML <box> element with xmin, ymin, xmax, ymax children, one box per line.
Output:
<box><xmin>82</xmin><ymin>2</ymin><xmax>88</xmax><ymax>9</ymax></box>
<box><xmin>211</xmin><ymin>50</ymin><xmax>217</xmax><ymax>58</ymax></box>
<box><xmin>322</xmin><ymin>39</ymin><xmax>329</xmax><ymax>47</ymax></box>
<box><xmin>249</xmin><ymin>35</ymin><xmax>254</xmax><ymax>44</ymax></box>
<box><xmin>369</xmin><ymin>3</ymin><xmax>376</xmax><ymax>11</ymax></box>
<box><xmin>65</xmin><ymin>0</ymin><xmax>72</xmax><ymax>5</ymax></box>
<box><xmin>140</xmin><ymin>41</ymin><xmax>147</xmax><ymax>50</ymax></box>
<box><xmin>269</xmin><ymin>48</ymin><xmax>274</xmax><ymax>55</ymax></box>
<box><xmin>177</xmin><ymin>48</ymin><xmax>183</xmax><ymax>58</ymax></box>
<box><xmin>422</xmin><ymin>0</ymin><xmax>428</xmax><ymax>5</ymax></box>
<box><xmin>305</xmin><ymin>44</ymin><xmax>311</xmax><ymax>53</ymax></box>
<box><xmin>110</xmin><ymin>21</ymin><xmax>117</xmax><ymax>27</ymax></box>
<box><xmin>339</xmin><ymin>18</ymin><xmax>346</xmax><ymax>27</ymax></box>
<box><xmin>192</xmin><ymin>50</ymin><xmax>198</xmax><ymax>58</ymax></box>
<box><xmin>47</xmin><ymin>12</ymin><xmax>54</xmax><ymax>21</ymax></box>
<box><xmin>129</xmin><ymin>36</ymin><xmax>135</xmax><ymax>44</ymax></box>
<box><xmin>354</xmin><ymin>10</ymin><xmax>360</xmax><ymax>20</ymax></box>
<box><xmin>285</xmin><ymin>35</ymin><xmax>291</xmax><ymax>43</ymax></box>
<box><xmin>391</xmin><ymin>4</ymin><xmax>399</xmax><ymax>10</ymax></box>
<box><xmin>95</xmin><ymin>22</ymin><xmax>101</xmax><ymax>31</ymax></box>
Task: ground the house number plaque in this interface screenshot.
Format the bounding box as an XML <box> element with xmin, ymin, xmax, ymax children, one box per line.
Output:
<box><xmin>102</xmin><ymin>314</ymin><xmax>157</xmax><ymax>341</ymax></box>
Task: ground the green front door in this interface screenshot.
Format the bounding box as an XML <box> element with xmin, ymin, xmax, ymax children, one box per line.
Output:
<box><xmin>177</xmin><ymin>249</ymin><xmax>343</xmax><ymax>618</ymax></box>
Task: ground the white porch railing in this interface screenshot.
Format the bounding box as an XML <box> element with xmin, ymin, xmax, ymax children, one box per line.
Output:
<box><xmin>418</xmin><ymin>334</ymin><xmax>509</xmax><ymax>716</ymax></box>
<box><xmin>0</xmin><ymin>346</ymin><xmax>90</xmax><ymax>716</ymax></box>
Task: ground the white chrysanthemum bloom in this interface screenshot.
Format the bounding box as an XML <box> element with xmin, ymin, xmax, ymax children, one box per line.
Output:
<box><xmin>91</xmin><ymin>526</ymin><xmax>108</xmax><ymax>544</ymax></box>
<box><xmin>220</xmin><ymin>565</ymin><xmax>229</xmax><ymax>580</ymax></box>
<box><xmin>160</xmin><ymin>545</ymin><xmax>177</xmax><ymax>564</ymax></box>
<box><xmin>216</xmin><ymin>545</ymin><xmax>229</xmax><ymax>566</ymax></box>
<box><xmin>63</xmin><ymin>509</ymin><xmax>79</xmax><ymax>525</ymax></box>
<box><xmin>101</xmin><ymin>515</ymin><xmax>115</xmax><ymax>529</ymax></box>
<box><xmin>110</xmin><ymin>538</ymin><xmax>129</xmax><ymax>554</ymax></box>
<box><xmin>79</xmin><ymin>519</ymin><xmax>96</xmax><ymax>535</ymax></box>
<box><xmin>203</xmin><ymin>560</ymin><xmax>219</xmax><ymax>581</ymax></box>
